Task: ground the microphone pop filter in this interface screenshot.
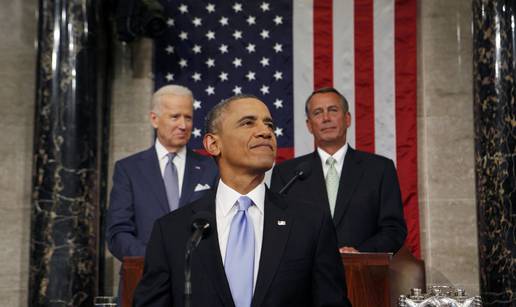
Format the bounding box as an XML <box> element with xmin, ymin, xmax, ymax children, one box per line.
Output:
<box><xmin>190</xmin><ymin>211</ymin><xmax>214</xmax><ymax>237</ymax></box>
<box><xmin>295</xmin><ymin>161</ymin><xmax>312</xmax><ymax>180</ymax></box>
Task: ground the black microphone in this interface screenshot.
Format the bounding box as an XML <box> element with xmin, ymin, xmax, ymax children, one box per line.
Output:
<box><xmin>184</xmin><ymin>212</ymin><xmax>213</xmax><ymax>307</ymax></box>
<box><xmin>187</xmin><ymin>213</ymin><xmax>212</xmax><ymax>252</ymax></box>
<box><xmin>278</xmin><ymin>161</ymin><xmax>312</xmax><ymax>195</ymax></box>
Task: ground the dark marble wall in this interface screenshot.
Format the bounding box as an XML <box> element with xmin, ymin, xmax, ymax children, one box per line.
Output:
<box><xmin>473</xmin><ymin>0</ymin><xmax>516</xmax><ymax>305</ymax></box>
<box><xmin>29</xmin><ymin>0</ymin><xmax>109</xmax><ymax>305</ymax></box>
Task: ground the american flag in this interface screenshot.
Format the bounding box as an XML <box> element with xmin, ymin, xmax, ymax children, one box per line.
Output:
<box><xmin>154</xmin><ymin>0</ymin><xmax>420</xmax><ymax>257</ymax></box>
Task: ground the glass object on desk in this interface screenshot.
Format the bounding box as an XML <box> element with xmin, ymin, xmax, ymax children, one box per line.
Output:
<box><xmin>94</xmin><ymin>296</ymin><xmax>117</xmax><ymax>307</ymax></box>
<box><xmin>398</xmin><ymin>286</ymin><xmax>482</xmax><ymax>306</ymax></box>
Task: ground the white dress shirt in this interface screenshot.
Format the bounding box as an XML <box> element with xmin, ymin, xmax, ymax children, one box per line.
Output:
<box><xmin>317</xmin><ymin>143</ymin><xmax>348</xmax><ymax>177</ymax></box>
<box><xmin>155</xmin><ymin>140</ymin><xmax>187</xmax><ymax>197</ymax></box>
<box><xmin>216</xmin><ymin>179</ymin><xmax>264</xmax><ymax>289</ymax></box>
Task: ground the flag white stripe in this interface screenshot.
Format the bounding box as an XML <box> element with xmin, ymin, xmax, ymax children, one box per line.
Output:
<box><xmin>373</xmin><ymin>0</ymin><xmax>397</xmax><ymax>163</ymax></box>
<box><xmin>293</xmin><ymin>0</ymin><xmax>314</xmax><ymax>157</ymax></box>
<box><xmin>333</xmin><ymin>0</ymin><xmax>356</xmax><ymax>148</ymax></box>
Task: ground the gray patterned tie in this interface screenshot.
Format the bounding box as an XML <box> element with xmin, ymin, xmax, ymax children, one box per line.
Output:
<box><xmin>325</xmin><ymin>157</ymin><xmax>339</xmax><ymax>216</ymax></box>
<box><xmin>164</xmin><ymin>152</ymin><xmax>179</xmax><ymax>211</ymax></box>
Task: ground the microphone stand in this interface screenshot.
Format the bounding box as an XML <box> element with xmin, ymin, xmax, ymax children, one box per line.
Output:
<box><xmin>278</xmin><ymin>173</ymin><xmax>301</xmax><ymax>194</ymax></box>
<box><xmin>278</xmin><ymin>162</ymin><xmax>311</xmax><ymax>195</ymax></box>
<box><xmin>184</xmin><ymin>223</ymin><xmax>209</xmax><ymax>307</ymax></box>
<box><xmin>184</xmin><ymin>248</ymin><xmax>193</xmax><ymax>307</ymax></box>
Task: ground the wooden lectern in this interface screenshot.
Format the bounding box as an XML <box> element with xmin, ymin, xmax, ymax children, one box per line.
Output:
<box><xmin>121</xmin><ymin>256</ymin><xmax>144</xmax><ymax>307</ymax></box>
<box><xmin>341</xmin><ymin>252</ymin><xmax>392</xmax><ymax>307</ymax></box>
<box><xmin>121</xmin><ymin>251</ymin><xmax>423</xmax><ymax>307</ymax></box>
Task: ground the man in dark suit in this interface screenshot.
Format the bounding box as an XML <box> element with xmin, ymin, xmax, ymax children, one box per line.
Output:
<box><xmin>106</xmin><ymin>85</ymin><xmax>218</xmax><ymax>260</ymax></box>
<box><xmin>271</xmin><ymin>87</ymin><xmax>407</xmax><ymax>253</ymax></box>
<box><xmin>133</xmin><ymin>95</ymin><xmax>351</xmax><ymax>307</ymax></box>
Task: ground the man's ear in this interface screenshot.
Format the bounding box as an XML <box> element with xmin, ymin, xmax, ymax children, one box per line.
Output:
<box><xmin>345</xmin><ymin>111</ymin><xmax>352</xmax><ymax>128</ymax></box>
<box><xmin>203</xmin><ymin>133</ymin><xmax>221</xmax><ymax>157</ymax></box>
<box><xmin>150</xmin><ymin>112</ymin><xmax>159</xmax><ymax>129</ymax></box>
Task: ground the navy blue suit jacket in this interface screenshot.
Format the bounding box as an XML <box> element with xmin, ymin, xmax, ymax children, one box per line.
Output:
<box><xmin>133</xmin><ymin>189</ymin><xmax>351</xmax><ymax>307</ymax></box>
<box><xmin>271</xmin><ymin>147</ymin><xmax>407</xmax><ymax>253</ymax></box>
<box><xmin>106</xmin><ymin>146</ymin><xmax>219</xmax><ymax>260</ymax></box>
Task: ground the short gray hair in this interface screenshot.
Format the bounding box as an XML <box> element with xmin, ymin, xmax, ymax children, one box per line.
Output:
<box><xmin>204</xmin><ymin>94</ymin><xmax>259</xmax><ymax>134</ymax></box>
<box><xmin>305</xmin><ymin>87</ymin><xmax>349</xmax><ymax>116</ymax></box>
<box><xmin>151</xmin><ymin>85</ymin><xmax>193</xmax><ymax>114</ymax></box>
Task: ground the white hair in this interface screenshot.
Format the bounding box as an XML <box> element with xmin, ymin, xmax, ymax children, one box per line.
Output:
<box><xmin>151</xmin><ymin>85</ymin><xmax>193</xmax><ymax>114</ymax></box>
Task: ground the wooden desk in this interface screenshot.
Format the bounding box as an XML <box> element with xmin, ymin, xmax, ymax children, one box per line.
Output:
<box><xmin>121</xmin><ymin>257</ymin><xmax>144</xmax><ymax>307</ymax></box>
<box><xmin>341</xmin><ymin>252</ymin><xmax>392</xmax><ymax>307</ymax></box>
<box><xmin>121</xmin><ymin>253</ymin><xmax>395</xmax><ymax>307</ymax></box>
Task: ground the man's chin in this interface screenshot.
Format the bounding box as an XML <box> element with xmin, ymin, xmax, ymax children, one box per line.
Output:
<box><xmin>169</xmin><ymin>140</ymin><xmax>188</xmax><ymax>147</ymax></box>
<box><xmin>319</xmin><ymin>135</ymin><xmax>340</xmax><ymax>144</ymax></box>
<box><xmin>253</xmin><ymin>157</ymin><xmax>275</xmax><ymax>172</ymax></box>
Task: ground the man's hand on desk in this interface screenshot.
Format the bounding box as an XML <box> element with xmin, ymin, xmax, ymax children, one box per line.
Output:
<box><xmin>339</xmin><ymin>246</ymin><xmax>359</xmax><ymax>253</ymax></box>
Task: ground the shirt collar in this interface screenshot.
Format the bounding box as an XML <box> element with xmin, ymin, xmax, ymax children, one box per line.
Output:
<box><xmin>216</xmin><ymin>179</ymin><xmax>265</xmax><ymax>217</ymax></box>
<box><xmin>155</xmin><ymin>139</ymin><xmax>187</xmax><ymax>161</ymax></box>
<box><xmin>317</xmin><ymin>143</ymin><xmax>348</xmax><ymax>165</ymax></box>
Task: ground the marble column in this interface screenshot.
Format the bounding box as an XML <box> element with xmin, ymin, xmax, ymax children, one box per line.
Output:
<box><xmin>473</xmin><ymin>0</ymin><xmax>516</xmax><ymax>305</ymax></box>
<box><xmin>29</xmin><ymin>0</ymin><xmax>109</xmax><ymax>306</ymax></box>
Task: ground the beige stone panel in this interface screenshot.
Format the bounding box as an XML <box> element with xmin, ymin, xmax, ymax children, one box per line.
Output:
<box><xmin>109</xmin><ymin>39</ymin><xmax>154</xmax><ymax>157</ymax></box>
<box><xmin>425</xmin><ymin>199</ymin><xmax>479</xmax><ymax>295</ymax></box>
<box><xmin>0</xmin><ymin>51</ymin><xmax>36</xmax><ymax>127</ymax></box>
<box><xmin>0</xmin><ymin>1</ymin><xmax>37</xmax><ymax>50</ymax></box>
<box><xmin>0</xmin><ymin>206</ymin><xmax>31</xmax><ymax>289</ymax></box>
<box><xmin>0</xmin><ymin>123</ymin><xmax>34</xmax><ymax>210</ymax></box>
<box><xmin>417</xmin><ymin>42</ymin><xmax>429</xmax><ymax>263</ymax></box>
<box><xmin>0</xmin><ymin>73</ymin><xmax>36</xmax><ymax>126</ymax></box>
<box><xmin>0</xmin><ymin>2</ymin><xmax>38</xmax><ymax>306</ymax></box>
<box><xmin>109</xmin><ymin>123</ymin><xmax>153</xmax><ymax>160</ymax></box>
<box><xmin>420</xmin><ymin>2</ymin><xmax>473</xmax><ymax>118</ymax></box>
<box><xmin>418</xmin><ymin>200</ymin><xmax>430</xmax><ymax>262</ymax></box>
<box><xmin>0</xmin><ymin>123</ymin><xmax>33</xmax><ymax>151</ymax></box>
<box><xmin>0</xmin><ymin>157</ymin><xmax>33</xmax><ymax>210</ymax></box>
<box><xmin>417</xmin><ymin>116</ymin><xmax>428</xmax><ymax>201</ymax></box>
<box><xmin>418</xmin><ymin>0</ymin><xmax>478</xmax><ymax>297</ymax></box>
<box><xmin>424</xmin><ymin>116</ymin><xmax>475</xmax><ymax>200</ymax></box>
<box><xmin>420</xmin><ymin>0</ymin><xmax>472</xmax><ymax>37</ymax></box>
<box><xmin>103</xmin><ymin>255</ymin><xmax>122</xmax><ymax>296</ymax></box>
<box><xmin>0</xmin><ymin>100</ymin><xmax>32</xmax><ymax>300</ymax></box>
<box><xmin>420</xmin><ymin>56</ymin><xmax>473</xmax><ymax>118</ymax></box>
<box><xmin>0</xmin><ymin>137</ymin><xmax>32</xmax><ymax>306</ymax></box>
<box><xmin>111</xmin><ymin>79</ymin><xmax>153</xmax><ymax>125</ymax></box>
<box><xmin>0</xmin><ymin>289</ymin><xmax>27</xmax><ymax>307</ymax></box>
<box><xmin>105</xmin><ymin>39</ymin><xmax>154</xmax><ymax>295</ymax></box>
<box><xmin>0</xmin><ymin>50</ymin><xmax>36</xmax><ymax>71</ymax></box>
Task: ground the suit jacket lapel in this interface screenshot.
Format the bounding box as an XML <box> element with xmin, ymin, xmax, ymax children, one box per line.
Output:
<box><xmin>137</xmin><ymin>147</ymin><xmax>170</xmax><ymax>213</ymax></box>
<box><xmin>193</xmin><ymin>192</ymin><xmax>235</xmax><ymax>307</ymax></box>
<box><xmin>333</xmin><ymin>147</ymin><xmax>364</xmax><ymax>227</ymax></box>
<box><xmin>179</xmin><ymin>149</ymin><xmax>201</xmax><ymax>207</ymax></box>
<box><xmin>252</xmin><ymin>190</ymin><xmax>291</xmax><ymax>307</ymax></box>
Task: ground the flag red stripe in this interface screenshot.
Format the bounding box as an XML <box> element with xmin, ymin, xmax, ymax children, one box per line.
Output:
<box><xmin>354</xmin><ymin>0</ymin><xmax>375</xmax><ymax>153</ymax></box>
<box><xmin>313</xmin><ymin>0</ymin><xmax>333</xmax><ymax>89</ymax></box>
<box><xmin>395</xmin><ymin>0</ymin><xmax>420</xmax><ymax>257</ymax></box>
<box><xmin>276</xmin><ymin>148</ymin><xmax>294</xmax><ymax>163</ymax></box>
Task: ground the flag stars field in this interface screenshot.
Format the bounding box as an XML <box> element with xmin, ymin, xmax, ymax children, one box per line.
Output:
<box><xmin>206</xmin><ymin>3</ymin><xmax>215</xmax><ymax>13</ymax></box>
<box><xmin>192</xmin><ymin>128</ymin><xmax>202</xmax><ymax>138</ymax></box>
<box><xmin>156</xmin><ymin>0</ymin><xmax>292</xmax><ymax>153</ymax></box>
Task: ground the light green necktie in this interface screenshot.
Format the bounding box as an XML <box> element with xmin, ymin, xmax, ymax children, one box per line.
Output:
<box><xmin>325</xmin><ymin>157</ymin><xmax>339</xmax><ymax>216</ymax></box>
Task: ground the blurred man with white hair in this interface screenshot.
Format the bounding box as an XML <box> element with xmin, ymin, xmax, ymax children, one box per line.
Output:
<box><xmin>106</xmin><ymin>85</ymin><xmax>219</xmax><ymax>261</ymax></box>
